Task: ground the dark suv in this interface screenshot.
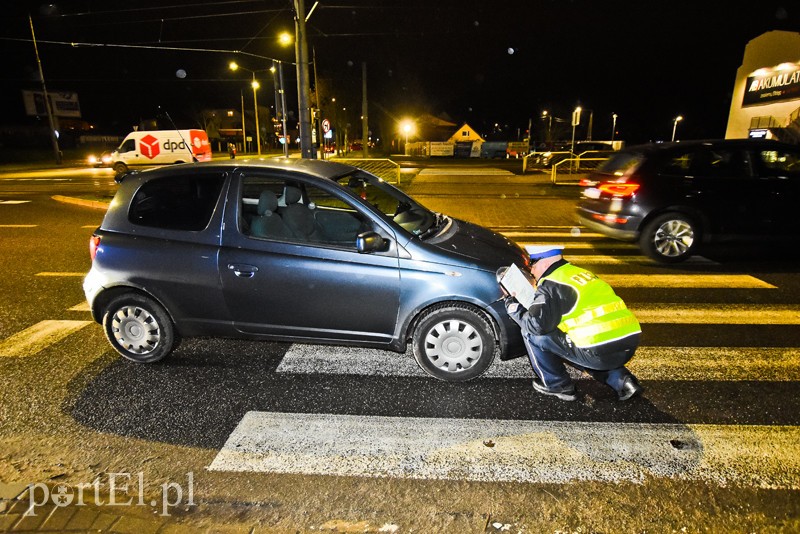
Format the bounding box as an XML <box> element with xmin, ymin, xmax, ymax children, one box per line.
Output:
<box><xmin>576</xmin><ymin>139</ymin><xmax>800</xmax><ymax>263</ymax></box>
<box><xmin>84</xmin><ymin>159</ymin><xmax>528</xmax><ymax>381</ymax></box>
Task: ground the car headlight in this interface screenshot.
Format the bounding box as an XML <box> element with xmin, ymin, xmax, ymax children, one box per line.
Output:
<box><xmin>87</xmin><ymin>155</ymin><xmax>98</xmax><ymax>165</ymax></box>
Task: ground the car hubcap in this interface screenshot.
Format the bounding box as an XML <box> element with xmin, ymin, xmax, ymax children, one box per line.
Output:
<box><xmin>111</xmin><ymin>305</ymin><xmax>160</xmax><ymax>355</ymax></box>
<box><xmin>423</xmin><ymin>319</ymin><xmax>483</xmax><ymax>372</ymax></box>
<box><xmin>653</xmin><ymin>220</ymin><xmax>694</xmax><ymax>258</ymax></box>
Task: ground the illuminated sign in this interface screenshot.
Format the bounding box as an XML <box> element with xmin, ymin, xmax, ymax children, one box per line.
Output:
<box><xmin>743</xmin><ymin>61</ymin><xmax>800</xmax><ymax>106</ymax></box>
<box><xmin>748</xmin><ymin>129</ymin><xmax>769</xmax><ymax>139</ymax></box>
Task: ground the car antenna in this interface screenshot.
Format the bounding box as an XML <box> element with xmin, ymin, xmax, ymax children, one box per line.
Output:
<box><xmin>159</xmin><ymin>106</ymin><xmax>198</xmax><ymax>163</ymax></box>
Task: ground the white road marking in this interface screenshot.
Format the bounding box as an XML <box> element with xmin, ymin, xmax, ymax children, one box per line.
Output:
<box><xmin>0</xmin><ymin>200</ymin><xmax>32</xmax><ymax>204</ymax></box>
<box><xmin>631</xmin><ymin>304</ymin><xmax>800</xmax><ymax>324</ymax></box>
<box><xmin>564</xmin><ymin>254</ymin><xmax>717</xmax><ymax>265</ymax></box>
<box><xmin>276</xmin><ymin>345</ymin><xmax>800</xmax><ymax>381</ymax></box>
<box><xmin>208</xmin><ymin>412</ymin><xmax>800</xmax><ymax>488</ymax></box>
<box><xmin>69</xmin><ymin>302</ymin><xmax>91</xmax><ymax>312</ymax></box>
<box><xmin>0</xmin><ymin>320</ymin><xmax>92</xmax><ymax>358</ymax></box>
<box><xmin>0</xmin><ymin>224</ymin><xmax>37</xmax><ymax>228</ymax></box>
<box><xmin>601</xmin><ymin>274</ymin><xmax>776</xmax><ymax>289</ymax></box>
<box><xmin>418</xmin><ymin>168</ymin><xmax>514</xmax><ymax>175</ymax></box>
<box><xmin>35</xmin><ymin>272</ymin><xmax>86</xmax><ymax>277</ymax></box>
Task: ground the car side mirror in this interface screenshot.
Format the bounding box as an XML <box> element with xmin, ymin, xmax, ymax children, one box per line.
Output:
<box><xmin>357</xmin><ymin>231</ymin><xmax>389</xmax><ymax>253</ymax></box>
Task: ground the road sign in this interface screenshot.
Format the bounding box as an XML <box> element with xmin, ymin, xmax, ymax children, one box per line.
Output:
<box><xmin>321</xmin><ymin>119</ymin><xmax>331</xmax><ymax>133</ymax></box>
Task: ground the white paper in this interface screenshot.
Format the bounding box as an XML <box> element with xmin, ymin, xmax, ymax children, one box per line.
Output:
<box><xmin>499</xmin><ymin>263</ymin><xmax>536</xmax><ymax>309</ymax></box>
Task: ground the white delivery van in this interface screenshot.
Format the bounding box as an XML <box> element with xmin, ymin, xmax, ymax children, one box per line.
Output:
<box><xmin>110</xmin><ymin>129</ymin><xmax>212</xmax><ymax>173</ymax></box>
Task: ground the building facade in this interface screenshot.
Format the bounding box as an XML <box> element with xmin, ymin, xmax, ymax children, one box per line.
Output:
<box><xmin>725</xmin><ymin>30</ymin><xmax>800</xmax><ymax>143</ymax></box>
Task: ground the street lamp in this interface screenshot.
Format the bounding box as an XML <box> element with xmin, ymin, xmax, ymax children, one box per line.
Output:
<box><xmin>399</xmin><ymin>119</ymin><xmax>415</xmax><ymax>155</ymax></box>
<box><xmin>271</xmin><ymin>61</ymin><xmax>289</xmax><ymax>157</ymax></box>
<box><xmin>671</xmin><ymin>115</ymin><xmax>683</xmax><ymax>142</ymax></box>
<box><xmin>542</xmin><ymin>111</ymin><xmax>553</xmax><ymax>143</ymax></box>
<box><xmin>229</xmin><ymin>61</ymin><xmax>262</xmax><ymax>156</ymax></box>
<box><xmin>611</xmin><ymin>113</ymin><xmax>618</xmax><ymax>143</ymax></box>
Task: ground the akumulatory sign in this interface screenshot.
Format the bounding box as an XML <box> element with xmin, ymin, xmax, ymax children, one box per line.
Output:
<box><xmin>743</xmin><ymin>61</ymin><xmax>800</xmax><ymax>106</ymax></box>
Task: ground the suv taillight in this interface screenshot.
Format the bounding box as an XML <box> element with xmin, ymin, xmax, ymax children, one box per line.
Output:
<box><xmin>598</xmin><ymin>182</ymin><xmax>640</xmax><ymax>198</ymax></box>
<box><xmin>89</xmin><ymin>235</ymin><xmax>101</xmax><ymax>261</ymax></box>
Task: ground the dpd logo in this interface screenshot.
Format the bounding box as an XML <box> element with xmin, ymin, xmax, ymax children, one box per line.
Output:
<box><xmin>139</xmin><ymin>134</ymin><xmax>160</xmax><ymax>160</ymax></box>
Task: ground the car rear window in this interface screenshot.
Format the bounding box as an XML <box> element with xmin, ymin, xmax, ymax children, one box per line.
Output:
<box><xmin>128</xmin><ymin>173</ymin><xmax>225</xmax><ymax>231</ymax></box>
<box><xmin>596</xmin><ymin>151</ymin><xmax>644</xmax><ymax>176</ymax></box>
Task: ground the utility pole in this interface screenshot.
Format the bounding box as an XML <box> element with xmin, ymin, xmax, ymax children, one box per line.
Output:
<box><xmin>29</xmin><ymin>15</ymin><xmax>61</xmax><ymax>165</ymax></box>
<box><xmin>362</xmin><ymin>62</ymin><xmax>369</xmax><ymax>158</ymax></box>
<box><xmin>293</xmin><ymin>0</ymin><xmax>315</xmax><ymax>158</ymax></box>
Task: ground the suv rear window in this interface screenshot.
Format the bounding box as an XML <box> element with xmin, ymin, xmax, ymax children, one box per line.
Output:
<box><xmin>596</xmin><ymin>151</ymin><xmax>644</xmax><ymax>176</ymax></box>
<box><xmin>128</xmin><ymin>173</ymin><xmax>225</xmax><ymax>231</ymax></box>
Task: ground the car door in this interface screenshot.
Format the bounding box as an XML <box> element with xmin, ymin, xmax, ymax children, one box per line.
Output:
<box><xmin>662</xmin><ymin>146</ymin><xmax>757</xmax><ymax>236</ymax></box>
<box><xmin>750</xmin><ymin>144</ymin><xmax>800</xmax><ymax>234</ymax></box>
<box><xmin>218</xmin><ymin>172</ymin><xmax>402</xmax><ymax>344</ymax></box>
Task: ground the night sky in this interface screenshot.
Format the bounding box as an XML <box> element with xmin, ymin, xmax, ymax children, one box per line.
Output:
<box><xmin>2</xmin><ymin>1</ymin><xmax>799</xmax><ymax>145</ymax></box>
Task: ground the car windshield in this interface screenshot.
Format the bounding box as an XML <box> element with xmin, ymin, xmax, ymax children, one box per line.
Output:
<box><xmin>335</xmin><ymin>171</ymin><xmax>445</xmax><ymax>238</ymax></box>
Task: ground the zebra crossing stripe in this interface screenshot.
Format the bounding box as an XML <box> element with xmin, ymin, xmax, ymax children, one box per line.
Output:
<box><xmin>601</xmin><ymin>274</ymin><xmax>775</xmax><ymax>288</ymax></box>
<box><xmin>36</xmin><ymin>272</ymin><xmax>86</xmax><ymax>277</ymax></box>
<box><xmin>208</xmin><ymin>412</ymin><xmax>800</xmax><ymax>488</ymax></box>
<box><xmin>69</xmin><ymin>301</ymin><xmax>91</xmax><ymax>312</ymax></box>
<box><xmin>0</xmin><ymin>224</ymin><xmax>37</xmax><ymax>228</ymax></box>
<box><xmin>630</xmin><ymin>304</ymin><xmax>800</xmax><ymax>324</ymax></box>
<box><xmin>0</xmin><ymin>320</ymin><xmax>92</xmax><ymax>358</ymax></box>
<box><xmin>0</xmin><ymin>200</ymin><xmax>32</xmax><ymax>205</ymax></box>
<box><xmin>275</xmin><ymin>345</ymin><xmax>800</xmax><ymax>381</ymax></box>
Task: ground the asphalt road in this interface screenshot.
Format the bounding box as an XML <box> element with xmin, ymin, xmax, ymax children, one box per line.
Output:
<box><xmin>1</xmin><ymin>164</ymin><xmax>799</xmax><ymax>533</ymax></box>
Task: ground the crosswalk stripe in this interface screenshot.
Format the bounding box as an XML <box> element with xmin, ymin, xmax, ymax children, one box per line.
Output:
<box><xmin>630</xmin><ymin>304</ymin><xmax>800</xmax><ymax>324</ymax></box>
<box><xmin>275</xmin><ymin>345</ymin><xmax>800</xmax><ymax>381</ymax></box>
<box><xmin>0</xmin><ymin>224</ymin><xmax>37</xmax><ymax>228</ymax></box>
<box><xmin>36</xmin><ymin>272</ymin><xmax>86</xmax><ymax>277</ymax></box>
<box><xmin>0</xmin><ymin>200</ymin><xmax>32</xmax><ymax>205</ymax></box>
<box><xmin>208</xmin><ymin>412</ymin><xmax>800</xmax><ymax>488</ymax></box>
<box><xmin>69</xmin><ymin>302</ymin><xmax>91</xmax><ymax>312</ymax></box>
<box><xmin>601</xmin><ymin>274</ymin><xmax>775</xmax><ymax>288</ymax></box>
<box><xmin>0</xmin><ymin>320</ymin><xmax>92</xmax><ymax>358</ymax></box>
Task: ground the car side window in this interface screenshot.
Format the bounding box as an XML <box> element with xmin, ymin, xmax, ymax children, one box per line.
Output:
<box><xmin>662</xmin><ymin>148</ymin><xmax>749</xmax><ymax>178</ymax></box>
<box><xmin>240</xmin><ymin>175</ymin><xmax>369</xmax><ymax>249</ymax></box>
<box><xmin>756</xmin><ymin>148</ymin><xmax>800</xmax><ymax>178</ymax></box>
<box><xmin>128</xmin><ymin>173</ymin><xmax>225</xmax><ymax>231</ymax></box>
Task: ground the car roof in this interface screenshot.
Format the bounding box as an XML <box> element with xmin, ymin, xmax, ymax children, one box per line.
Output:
<box><xmin>119</xmin><ymin>157</ymin><xmax>359</xmax><ymax>182</ymax></box>
<box><xmin>624</xmin><ymin>138</ymin><xmax>797</xmax><ymax>154</ymax></box>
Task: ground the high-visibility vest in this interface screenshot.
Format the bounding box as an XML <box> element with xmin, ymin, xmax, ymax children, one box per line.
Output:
<box><xmin>539</xmin><ymin>263</ymin><xmax>641</xmax><ymax>348</ymax></box>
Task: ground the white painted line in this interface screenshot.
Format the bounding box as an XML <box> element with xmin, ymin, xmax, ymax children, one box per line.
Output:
<box><xmin>69</xmin><ymin>302</ymin><xmax>91</xmax><ymax>312</ymax></box>
<box><xmin>0</xmin><ymin>224</ymin><xmax>37</xmax><ymax>228</ymax></box>
<box><xmin>502</xmin><ymin>232</ymin><xmax>606</xmax><ymax>239</ymax></box>
<box><xmin>276</xmin><ymin>345</ymin><xmax>800</xmax><ymax>381</ymax></box>
<box><xmin>630</xmin><ymin>304</ymin><xmax>800</xmax><ymax>324</ymax></box>
<box><xmin>209</xmin><ymin>412</ymin><xmax>800</xmax><ymax>488</ymax></box>
<box><xmin>418</xmin><ymin>169</ymin><xmax>514</xmax><ymax>175</ymax></box>
<box><xmin>629</xmin><ymin>347</ymin><xmax>800</xmax><ymax>381</ymax></box>
<box><xmin>0</xmin><ymin>320</ymin><xmax>92</xmax><ymax>358</ymax></box>
<box><xmin>0</xmin><ymin>200</ymin><xmax>32</xmax><ymax>205</ymax></box>
<box><xmin>35</xmin><ymin>272</ymin><xmax>86</xmax><ymax>277</ymax></box>
<box><xmin>564</xmin><ymin>254</ymin><xmax>717</xmax><ymax>265</ymax></box>
<box><xmin>601</xmin><ymin>274</ymin><xmax>776</xmax><ymax>289</ymax></box>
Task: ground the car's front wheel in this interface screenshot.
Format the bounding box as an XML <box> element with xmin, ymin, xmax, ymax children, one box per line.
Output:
<box><xmin>412</xmin><ymin>304</ymin><xmax>496</xmax><ymax>382</ymax></box>
<box><xmin>102</xmin><ymin>293</ymin><xmax>178</xmax><ymax>363</ymax></box>
<box><xmin>113</xmin><ymin>162</ymin><xmax>128</xmax><ymax>174</ymax></box>
<box><xmin>639</xmin><ymin>212</ymin><xmax>698</xmax><ymax>263</ymax></box>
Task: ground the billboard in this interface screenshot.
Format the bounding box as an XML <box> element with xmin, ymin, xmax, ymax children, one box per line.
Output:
<box><xmin>22</xmin><ymin>90</ymin><xmax>82</xmax><ymax>118</ymax></box>
<box><xmin>742</xmin><ymin>61</ymin><xmax>800</xmax><ymax>107</ymax></box>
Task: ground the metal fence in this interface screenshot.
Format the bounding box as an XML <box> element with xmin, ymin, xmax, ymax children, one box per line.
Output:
<box><xmin>550</xmin><ymin>155</ymin><xmax>610</xmax><ymax>185</ymax></box>
<box><xmin>328</xmin><ymin>157</ymin><xmax>401</xmax><ymax>184</ymax></box>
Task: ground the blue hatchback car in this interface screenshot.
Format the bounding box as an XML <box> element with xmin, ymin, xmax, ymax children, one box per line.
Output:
<box><xmin>84</xmin><ymin>158</ymin><xmax>528</xmax><ymax>382</ymax></box>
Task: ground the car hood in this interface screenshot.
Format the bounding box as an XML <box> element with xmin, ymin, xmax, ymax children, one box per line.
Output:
<box><xmin>426</xmin><ymin>218</ymin><xmax>525</xmax><ymax>270</ymax></box>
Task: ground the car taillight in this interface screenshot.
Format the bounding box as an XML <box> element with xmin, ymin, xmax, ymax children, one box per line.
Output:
<box><xmin>89</xmin><ymin>235</ymin><xmax>101</xmax><ymax>261</ymax></box>
<box><xmin>598</xmin><ymin>182</ymin><xmax>640</xmax><ymax>197</ymax></box>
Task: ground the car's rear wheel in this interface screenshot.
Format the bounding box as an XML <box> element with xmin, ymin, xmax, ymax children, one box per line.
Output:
<box><xmin>102</xmin><ymin>293</ymin><xmax>177</xmax><ymax>363</ymax></box>
<box><xmin>639</xmin><ymin>212</ymin><xmax>698</xmax><ymax>263</ymax></box>
<box><xmin>412</xmin><ymin>304</ymin><xmax>496</xmax><ymax>382</ymax></box>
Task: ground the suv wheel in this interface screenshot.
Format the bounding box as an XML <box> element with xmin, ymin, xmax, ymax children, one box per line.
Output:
<box><xmin>412</xmin><ymin>304</ymin><xmax>496</xmax><ymax>382</ymax></box>
<box><xmin>639</xmin><ymin>212</ymin><xmax>697</xmax><ymax>263</ymax></box>
<box><xmin>102</xmin><ymin>293</ymin><xmax>177</xmax><ymax>363</ymax></box>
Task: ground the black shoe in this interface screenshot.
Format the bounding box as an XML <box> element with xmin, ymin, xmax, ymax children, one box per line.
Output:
<box><xmin>618</xmin><ymin>375</ymin><xmax>644</xmax><ymax>401</ymax></box>
<box><xmin>532</xmin><ymin>377</ymin><xmax>578</xmax><ymax>401</ymax></box>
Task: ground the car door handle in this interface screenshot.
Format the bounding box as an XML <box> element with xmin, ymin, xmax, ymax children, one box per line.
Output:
<box><xmin>227</xmin><ymin>263</ymin><xmax>259</xmax><ymax>278</ymax></box>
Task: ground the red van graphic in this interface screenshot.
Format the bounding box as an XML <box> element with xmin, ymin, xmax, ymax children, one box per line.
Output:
<box><xmin>139</xmin><ymin>134</ymin><xmax>160</xmax><ymax>159</ymax></box>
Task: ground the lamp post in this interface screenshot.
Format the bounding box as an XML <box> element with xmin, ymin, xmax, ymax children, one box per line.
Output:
<box><xmin>542</xmin><ymin>111</ymin><xmax>553</xmax><ymax>143</ymax></box>
<box><xmin>671</xmin><ymin>115</ymin><xmax>683</xmax><ymax>142</ymax></box>
<box><xmin>400</xmin><ymin>119</ymin><xmax>414</xmax><ymax>155</ymax></box>
<box><xmin>271</xmin><ymin>61</ymin><xmax>289</xmax><ymax>157</ymax></box>
<box><xmin>611</xmin><ymin>113</ymin><xmax>618</xmax><ymax>143</ymax></box>
<box><xmin>229</xmin><ymin>62</ymin><xmax>262</xmax><ymax>156</ymax></box>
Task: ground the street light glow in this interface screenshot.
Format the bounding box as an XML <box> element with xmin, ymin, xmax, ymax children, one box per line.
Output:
<box><xmin>279</xmin><ymin>32</ymin><xmax>293</xmax><ymax>46</ymax></box>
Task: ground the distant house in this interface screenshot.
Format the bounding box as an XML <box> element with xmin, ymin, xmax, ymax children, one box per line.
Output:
<box><xmin>416</xmin><ymin>113</ymin><xmax>458</xmax><ymax>142</ymax></box>
<box><xmin>448</xmin><ymin>123</ymin><xmax>485</xmax><ymax>144</ymax></box>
